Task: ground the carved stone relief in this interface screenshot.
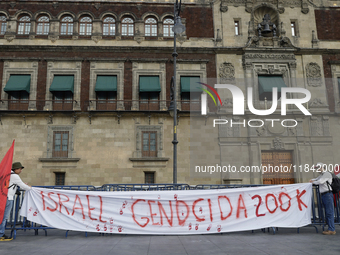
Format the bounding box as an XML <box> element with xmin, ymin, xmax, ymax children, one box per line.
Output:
<box><xmin>310</xmin><ymin>117</ymin><xmax>323</xmax><ymax>136</ymax></box>
<box><xmin>308</xmin><ymin>98</ymin><xmax>326</xmax><ymax>108</ymax></box>
<box><xmin>254</xmin><ymin>64</ymin><xmax>288</xmax><ymax>77</ymax></box>
<box><xmin>322</xmin><ymin>116</ymin><xmax>330</xmax><ymax>136</ymax></box>
<box><xmin>244</xmin><ymin>53</ymin><xmax>296</xmax><ymax>60</ymax></box>
<box><xmin>256</xmin><ymin>126</ymin><xmax>266</xmax><ymax>136</ymax></box>
<box><xmin>219</xmin><ymin>62</ymin><xmax>235</xmax><ymax>83</ymax></box>
<box><xmin>306</xmin><ymin>63</ymin><xmax>322</xmax><ymax>87</ymax></box>
<box><xmin>273</xmin><ymin>137</ymin><xmax>284</xmax><ymax>150</ymax></box>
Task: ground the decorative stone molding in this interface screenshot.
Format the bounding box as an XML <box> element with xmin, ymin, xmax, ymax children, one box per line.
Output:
<box><xmin>91</xmin><ymin>36</ymin><xmax>102</xmax><ymax>43</ymax></box>
<box><xmin>94</xmin><ymin>3</ymin><xmax>100</xmax><ymax>10</ymax></box>
<box><xmin>52</xmin><ymin>2</ymin><xmax>59</xmax><ymax>9</ymax></box>
<box><xmin>273</xmin><ymin>137</ymin><xmax>284</xmax><ymax>150</ymax></box>
<box><xmin>177</xmin><ymin>35</ymin><xmax>186</xmax><ymax>45</ymax></box>
<box><xmin>254</xmin><ymin>64</ymin><xmax>288</xmax><ymax>77</ymax></box>
<box><xmin>244</xmin><ymin>53</ymin><xmax>296</xmax><ymax>60</ymax></box>
<box><xmin>256</xmin><ymin>126</ymin><xmax>266</xmax><ymax>136</ymax></box>
<box><xmin>288</xmin><ymin>127</ymin><xmax>296</xmax><ymax>136</ymax></box>
<box><xmin>219</xmin><ymin>62</ymin><xmax>235</xmax><ymax>83</ymax></box>
<box><xmin>9</xmin><ymin>2</ymin><xmax>16</xmax><ymax>8</ymax></box>
<box><xmin>134</xmin><ymin>36</ymin><xmax>144</xmax><ymax>44</ymax></box>
<box><xmin>48</xmin><ymin>35</ymin><xmax>59</xmax><ymax>43</ymax></box>
<box><xmin>301</xmin><ymin>1</ymin><xmax>309</xmax><ymax>14</ymax></box>
<box><xmin>306</xmin><ymin>62</ymin><xmax>322</xmax><ymax>87</ymax></box>
<box><xmin>243</xmin><ymin>61</ymin><xmax>253</xmax><ymax>70</ymax></box>
<box><xmin>310</xmin><ymin>117</ymin><xmax>323</xmax><ymax>136</ymax></box>
<box><xmin>311</xmin><ymin>30</ymin><xmax>319</xmax><ymax>48</ymax></box>
<box><xmin>309</xmin><ymin>98</ymin><xmax>326</xmax><ymax>108</ymax></box>
<box><xmin>280</xmin><ymin>37</ymin><xmax>295</xmax><ymax>48</ymax></box>
<box><xmin>267</xmin><ymin>122</ymin><xmax>285</xmax><ymax>135</ymax></box>
<box><xmin>220</xmin><ymin>1</ymin><xmax>228</xmax><ymax>12</ymax></box>
<box><xmin>278</xmin><ymin>7</ymin><xmax>285</xmax><ymax>14</ymax></box>
<box><xmin>322</xmin><ymin>116</ymin><xmax>330</xmax><ymax>136</ymax></box>
<box><xmin>296</xmin><ymin>118</ymin><xmax>304</xmax><ymax>136</ymax></box>
<box><xmin>213</xmin><ymin>29</ymin><xmax>222</xmax><ymax>47</ymax></box>
<box><xmin>4</xmin><ymin>35</ymin><xmax>15</xmax><ymax>42</ymax></box>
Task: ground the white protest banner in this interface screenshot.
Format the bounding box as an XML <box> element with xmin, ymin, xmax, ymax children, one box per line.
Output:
<box><xmin>21</xmin><ymin>183</ymin><xmax>312</xmax><ymax>235</ymax></box>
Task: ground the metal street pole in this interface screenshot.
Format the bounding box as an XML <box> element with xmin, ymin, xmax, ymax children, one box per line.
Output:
<box><xmin>170</xmin><ymin>0</ymin><xmax>185</xmax><ymax>185</ymax></box>
<box><xmin>172</xmin><ymin>1</ymin><xmax>179</xmax><ymax>184</ymax></box>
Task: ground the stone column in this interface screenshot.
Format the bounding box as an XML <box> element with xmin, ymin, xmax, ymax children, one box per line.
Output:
<box><xmin>4</xmin><ymin>16</ymin><xmax>16</xmax><ymax>42</ymax></box>
<box><xmin>72</xmin><ymin>19</ymin><xmax>79</xmax><ymax>39</ymax></box>
<box><xmin>91</xmin><ymin>18</ymin><xmax>102</xmax><ymax>43</ymax></box>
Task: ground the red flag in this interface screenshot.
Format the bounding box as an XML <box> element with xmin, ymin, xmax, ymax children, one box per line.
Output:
<box><xmin>0</xmin><ymin>141</ymin><xmax>15</xmax><ymax>222</ymax></box>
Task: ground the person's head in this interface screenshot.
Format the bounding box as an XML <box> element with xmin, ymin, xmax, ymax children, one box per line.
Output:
<box><xmin>11</xmin><ymin>162</ymin><xmax>24</xmax><ymax>175</ymax></box>
<box><xmin>314</xmin><ymin>162</ymin><xmax>326</xmax><ymax>173</ymax></box>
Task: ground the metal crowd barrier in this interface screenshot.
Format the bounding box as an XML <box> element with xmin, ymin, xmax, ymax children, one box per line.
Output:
<box><xmin>5</xmin><ymin>183</ymin><xmax>340</xmax><ymax>238</ymax></box>
<box><xmin>98</xmin><ymin>183</ymin><xmax>190</xmax><ymax>191</ymax></box>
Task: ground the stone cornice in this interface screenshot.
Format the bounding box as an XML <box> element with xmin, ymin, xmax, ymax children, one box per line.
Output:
<box><xmin>1</xmin><ymin>44</ymin><xmax>340</xmax><ymax>56</ymax></box>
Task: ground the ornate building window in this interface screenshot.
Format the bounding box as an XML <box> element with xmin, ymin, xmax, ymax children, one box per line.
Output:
<box><xmin>121</xmin><ymin>17</ymin><xmax>134</xmax><ymax>36</ymax></box>
<box><xmin>36</xmin><ymin>16</ymin><xmax>50</xmax><ymax>35</ymax></box>
<box><xmin>103</xmin><ymin>16</ymin><xmax>115</xmax><ymax>36</ymax></box>
<box><xmin>60</xmin><ymin>16</ymin><xmax>73</xmax><ymax>35</ymax></box>
<box><xmin>17</xmin><ymin>16</ymin><xmax>31</xmax><ymax>35</ymax></box>
<box><xmin>163</xmin><ymin>18</ymin><xmax>174</xmax><ymax>37</ymax></box>
<box><xmin>79</xmin><ymin>16</ymin><xmax>92</xmax><ymax>36</ymax></box>
<box><xmin>0</xmin><ymin>15</ymin><xmax>7</xmax><ymax>35</ymax></box>
<box><xmin>145</xmin><ymin>18</ymin><xmax>157</xmax><ymax>37</ymax></box>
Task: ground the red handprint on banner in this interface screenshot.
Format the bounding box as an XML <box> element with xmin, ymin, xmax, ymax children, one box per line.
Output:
<box><xmin>122</xmin><ymin>201</ymin><xmax>127</xmax><ymax>209</ymax></box>
<box><xmin>217</xmin><ymin>225</ymin><xmax>222</xmax><ymax>232</ymax></box>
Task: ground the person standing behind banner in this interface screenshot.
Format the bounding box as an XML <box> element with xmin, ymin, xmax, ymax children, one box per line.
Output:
<box><xmin>310</xmin><ymin>162</ymin><xmax>336</xmax><ymax>235</ymax></box>
<box><xmin>0</xmin><ymin>162</ymin><xmax>31</xmax><ymax>241</ymax></box>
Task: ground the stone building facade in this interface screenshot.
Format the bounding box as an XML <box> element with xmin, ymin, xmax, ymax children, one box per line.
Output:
<box><xmin>0</xmin><ymin>0</ymin><xmax>339</xmax><ymax>186</ymax></box>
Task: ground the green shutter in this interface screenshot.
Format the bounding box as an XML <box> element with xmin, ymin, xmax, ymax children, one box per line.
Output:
<box><xmin>139</xmin><ymin>76</ymin><xmax>161</xmax><ymax>92</ymax></box>
<box><xmin>49</xmin><ymin>76</ymin><xmax>74</xmax><ymax>93</ymax></box>
<box><xmin>95</xmin><ymin>76</ymin><xmax>117</xmax><ymax>92</ymax></box>
<box><xmin>258</xmin><ymin>76</ymin><xmax>287</xmax><ymax>95</ymax></box>
<box><xmin>4</xmin><ymin>75</ymin><xmax>31</xmax><ymax>93</ymax></box>
<box><xmin>180</xmin><ymin>77</ymin><xmax>201</xmax><ymax>92</ymax></box>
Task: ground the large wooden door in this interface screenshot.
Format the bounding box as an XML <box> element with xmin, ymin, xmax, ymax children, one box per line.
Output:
<box><xmin>261</xmin><ymin>151</ymin><xmax>294</xmax><ymax>184</ymax></box>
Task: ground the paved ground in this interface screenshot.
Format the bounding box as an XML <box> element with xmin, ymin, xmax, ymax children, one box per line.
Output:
<box><xmin>0</xmin><ymin>226</ymin><xmax>339</xmax><ymax>255</ymax></box>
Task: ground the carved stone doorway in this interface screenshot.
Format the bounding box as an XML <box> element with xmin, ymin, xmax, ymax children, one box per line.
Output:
<box><xmin>261</xmin><ymin>151</ymin><xmax>294</xmax><ymax>184</ymax></box>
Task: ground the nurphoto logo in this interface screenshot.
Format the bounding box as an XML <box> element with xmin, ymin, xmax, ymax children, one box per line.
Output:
<box><xmin>199</xmin><ymin>84</ymin><xmax>312</xmax><ymax>128</ymax></box>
